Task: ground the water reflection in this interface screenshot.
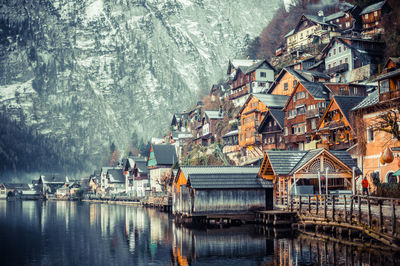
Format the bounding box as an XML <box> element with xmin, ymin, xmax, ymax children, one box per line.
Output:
<box><xmin>0</xmin><ymin>201</ymin><xmax>398</xmax><ymax>265</ymax></box>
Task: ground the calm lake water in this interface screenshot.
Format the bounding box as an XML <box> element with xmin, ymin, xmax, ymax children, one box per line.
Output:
<box><xmin>0</xmin><ymin>200</ymin><xmax>398</xmax><ymax>266</ymax></box>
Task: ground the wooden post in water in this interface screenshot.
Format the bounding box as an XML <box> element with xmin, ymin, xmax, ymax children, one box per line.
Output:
<box><xmin>358</xmin><ymin>195</ymin><xmax>362</xmax><ymax>223</ymax></box>
<box><xmin>299</xmin><ymin>195</ymin><xmax>302</xmax><ymax>213</ymax></box>
<box><xmin>324</xmin><ymin>195</ymin><xmax>327</xmax><ymax>219</ymax></box>
<box><xmin>378</xmin><ymin>200</ymin><xmax>383</xmax><ymax>232</ymax></box>
<box><xmin>344</xmin><ymin>195</ymin><xmax>347</xmax><ymax>223</ymax></box>
<box><xmin>392</xmin><ymin>199</ymin><xmax>396</xmax><ymax>236</ymax></box>
<box><xmin>367</xmin><ymin>196</ymin><xmax>372</xmax><ymax>228</ymax></box>
<box><xmin>308</xmin><ymin>195</ymin><xmax>311</xmax><ymax>213</ymax></box>
<box><xmin>350</xmin><ymin>196</ymin><xmax>354</xmax><ymax>225</ymax></box>
<box><xmin>316</xmin><ymin>195</ymin><xmax>319</xmax><ymax>215</ymax></box>
<box><xmin>332</xmin><ymin>195</ymin><xmax>335</xmax><ymax>221</ymax></box>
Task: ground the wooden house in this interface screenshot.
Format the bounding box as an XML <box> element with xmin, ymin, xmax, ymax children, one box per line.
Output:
<box><xmin>286</xmin><ymin>57</ymin><xmax>317</xmax><ymax>71</ymax></box>
<box><xmin>324</xmin><ymin>82</ymin><xmax>368</xmax><ymax>97</ymax></box>
<box><xmin>315</xmin><ymin>95</ymin><xmax>365</xmax><ymax>151</ymax></box>
<box><xmin>38</xmin><ymin>175</ymin><xmax>69</xmax><ymax>195</ymax></box>
<box><xmin>237</xmin><ymin>93</ymin><xmax>289</xmax><ymax>159</ymax></box>
<box><xmin>283</xmin><ymin>81</ymin><xmax>330</xmax><ymax>150</ymax></box>
<box><xmin>193</xmin><ymin>110</ymin><xmax>224</xmax><ymax>146</ymax></box>
<box><xmin>284</xmin><ymin>13</ymin><xmax>339</xmax><ymax>53</ymax></box>
<box><xmin>258</xmin><ymin>148</ymin><xmax>360</xmax><ymax>202</ymax></box>
<box><xmin>322</xmin><ymin>37</ymin><xmax>385</xmax><ymax>83</ymax></box>
<box><xmin>170</xmin><ymin>112</ymin><xmax>191</xmax><ymax>133</ymax></box>
<box><xmin>257</xmin><ymin>109</ymin><xmax>285</xmax><ymax>151</ymax></box>
<box><xmin>325</xmin><ymin>4</ymin><xmax>361</xmax><ymax>36</ymax></box>
<box><xmin>360</xmin><ymin>0</ymin><xmax>391</xmax><ymax>38</ymax></box>
<box><xmin>351</xmin><ymin>59</ymin><xmax>400</xmax><ymax>186</ymax></box>
<box><xmin>100</xmin><ymin>166</ymin><xmax>119</xmax><ymax>192</ymax></box>
<box><xmin>173</xmin><ymin>166</ymin><xmax>273</xmax><ymax>217</ymax></box>
<box><xmin>123</xmin><ymin>157</ymin><xmax>149</xmax><ymax>196</ymax></box>
<box><xmin>229</xmin><ymin>59</ymin><xmax>275</xmax><ymax>107</ymax></box>
<box><xmin>147</xmin><ymin>144</ymin><xmax>178</xmax><ymax>193</ymax></box>
<box><xmin>106</xmin><ymin>168</ymin><xmax>125</xmax><ymax>194</ymax></box>
<box><xmin>222</xmin><ymin>129</ymin><xmax>239</xmax><ymax>153</ymax></box>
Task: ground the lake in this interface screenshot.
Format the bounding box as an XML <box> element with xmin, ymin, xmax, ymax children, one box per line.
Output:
<box><xmin>0</xmin><ymin>200</ymin><xmax>398</xmax><ymax>265</ymax></box>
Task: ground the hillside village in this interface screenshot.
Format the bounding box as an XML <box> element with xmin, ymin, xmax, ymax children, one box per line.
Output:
<box><xmin>2</xmin><ymin>0</ymin><xmax>400</xmax><ymax>206</ymax></box>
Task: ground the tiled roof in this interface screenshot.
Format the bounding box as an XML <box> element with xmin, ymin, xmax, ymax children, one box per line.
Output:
<box><xmin>3</xmin><ymin>183</ymin><xmax>31</xmax><ymax>190</ymax></box>
<box><xmin>284</xmin><ymin>29</ymin><xmax>295</xmax><ymax>38</ymax></box>
<box><xmin>244</xmin><ymin>59</ymin><xmax>275</xmax><ymax>74</ymax></box>
<box><xmin>222</xmin><ymin>130</ymin><xmax>239</xmax><ymax>138</ymax></box>
<box><xmin>152</xmin><ymin>144</ymin><xmax>178</xmax><ymax>165</ymax></box>
<box><xmin>305</xmin><ymin>15</ymin><xmax>333</xmax><ymax>26</ymax></box>
<box><xmin>252</xmin><ymin>93</ymin><xmax>289</xmax><ymax>109</ymax></box>
<box><xmin>204</xmin><ymin>110</ymin><xmax>224</xmax><ymax>120</ymax></box>
<box><xmin>180</xmin><ymin>166</ymin><xmax>259</xmax><ymax>177</ymax></box>
<box><xmin>297</xmin><ymin>70</ymin><xmax>330</xmax><ymax>80</ymax></box>
<box><xmin>360</xmin><ymin>1</ymin><xmax>386</xmax><ymax>15</ymax></box>
<box><xmin>330</xmin><ymin>150</ymin><xmax>361</xmax><ymax>174</ymax></box>
<box><xmin>351</xmin><ymin>90</ymin><xmax>379</xmax><ymax>111</ymax></box>
<box><xmin>267</xmin><ymin>68</ymin><xmax>308</xmax><ymax>93</ymax></box>
<box><xmin>258</xmin><ymin>109</ymin><xmax>284</xmax><ymax>133</ymax></box>
<box><xmin>292</xmin><ymin>149</ymin><xmax>323</xmax><ymax>173</ymax></box>
<box><xmin>373</xmin><ymin>68</ymin><xmax>400</xmax><ymax>81</ymax></box>
<box><xmin>136</xmin><ymin>161</ymin><xmax>149</xmax><ymax>174</ymax></box>
<box><xmin>266</xmin><ymin>151</ymin><xmax>306</xmax><ymax>175</ymax></box>
<box><xmin>107</xmin><ymin>169</ymin><xmax>125</xmax><ymax>183</ymax></box>
<box><xmin>230</xmin><ymin>59</ymin><xmax>261</xmax><ymax>68</ymax></box>
<box><xmin>325</xmin><ymin>11</ymin><xmax>345</xmax><ymax>22</ymax></box>
<box><xmin>301</xmin><ymin>81</ymin><xmax>330</xmax><ymax>100</ymax></box>
<box><xmin>42</xmin><ymin>175</ymin><xmax>68</xmax><ymax>184</ymax></box>
<box><xmin>333</xmin><ymin>95</ymin><xmax>365</xmax><ymax>123</ymax></box>
<box><xmin>188</xmin><ymin>173</ymin><xmax>272</xmax><ymax>189</ymax></box>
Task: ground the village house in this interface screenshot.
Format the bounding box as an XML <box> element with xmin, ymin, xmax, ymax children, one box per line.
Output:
<box><xmin>324</xmin><ymin>82</ymin><xmax>369</xmax><ymax>97</ymax></box>
<box><xmin>0</xmin><ymin>183</ymin><xmax>36</xmax><ymax>198</ymax></box>
<box><xmin>258</xmin><ymin>148</ymin><xmax>360</xmax><ymax>203</ymax></box>
<box><xmin>106</xmin><ymin>168</ymin><xmax>125</xmax><ymax>194</ymax></box>
<box><xmin>322</xmin><ymin>37</ymin><xmax>385</xmax><ymax>83</ymax></box>
<box><xmin>284</xmin><ymin>13</ymin><xmax>340</xmax><ymax>54</ymax></box>
<box><xmin>283</xmin><ymin>81</ymin><xmax>330</xmax><ymax>151</ymax></box>
<box><xmin>0</xmin><ymin>184</ymin><xmax>5</xmax><ymax>199</ymax></box>
<box><xmin>324</xmin><ymin>3</ymin><xmax>361</xmax><ymax>36</ymax></box>
<box><xmin>352</xmin><ymin>58</ymin><xmax>400</xmax><ymax>186</ymax></box>
<box><xmin>360</xmin><ymin>0</ymin><xmax>391</xmax><ymax>38</ymax></box>
<box><xmin>173</xmin><ymin>166</ymin><xmax>273</xmax><ymax>217</ymax></box>
<box><xmin>193</xmin><ymin>109</ymin><xmax>224</xmax><ymax>146</ymax></box>
<box><xmin>257</xmin><ymin>108</ymin><xmax>285</xmax><ymax>151</ymax></box>
<box><xmin>123</xmin><ymin>156</ymin><xmax>150</xmax><ymax>197</ymax></box>
<box><xmin>237</xmin><ymin>93</ymin><xmax>289</xmax><ymax>160</ymax></box>
<box><xmin>147</xmin><ymin>144</ymin><xmax>178</xmax><ymax>193</ymax></box>
<box><xmin>315</xmin><ymin>95</ymin><xmax>365</xmax><ymax>152</ymax></box>
<box><xmin>100</xmin><ymin>166</ymin><xmax>120</xmax><ymax>192</ymax></box>
<box><xmin>228</xmin><ymin>59</ymin><xmax>275</xmax><ymax>107</ymax></box>
<box><xmin>38</xmin><ymin>174</ymin><xmax>69</xmax><ymax>195</ymax></box>
<box><xmin>222</xmin><ymin>129</ymin><xmax>240</xmax><ymax>163</ymax></box>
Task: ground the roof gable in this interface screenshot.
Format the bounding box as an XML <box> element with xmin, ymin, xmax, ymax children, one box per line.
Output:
<box><xmin>283</xmin><ymin>81</ymin><xmax>330</xmax><ymax>110</ymax></box>
<box><xmin>360</xmin><ymin>1</ymin><xmax>387</xmax><ymax>15</ymax></box>
<box><xmin>149</xmin><ymin>144</ymin><xmax>178</xmax><ymax>166</ymax></box>
<box><xmin>244</xmin><ymin>59</ymin><xmax>276</xmax><ymax>74</ymax></box>
<box><xmin>267</xmin><ymin>68</ymin><xmax>308</xmax><ymax>94</ymax></box>
<box><xmin>257</xmin><ymin>109</ymin><xmax>284</xmax><ymax>133</ymax></box>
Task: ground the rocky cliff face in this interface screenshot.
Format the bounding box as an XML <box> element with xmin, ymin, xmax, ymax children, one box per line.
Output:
<box><xmin>0</xmin><ymin>0</ymin><xmax>280</xmax><ymax>170</ymax></box>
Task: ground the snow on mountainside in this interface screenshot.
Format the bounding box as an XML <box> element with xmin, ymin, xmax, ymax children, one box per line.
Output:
<box><xmin>0</xmin><ymin>0</ymin><xmax>280</xmax><ymax>169</ymax></box>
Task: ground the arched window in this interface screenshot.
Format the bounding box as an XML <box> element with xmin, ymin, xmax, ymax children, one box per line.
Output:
<box><xmin>386</xmin><ymin>171</ymin><xmax>397</xmax><ymax>184</ymax></box>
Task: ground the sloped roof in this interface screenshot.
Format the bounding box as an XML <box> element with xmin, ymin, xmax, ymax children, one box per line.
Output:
<box><xmin>267</xmin><ymin>68</ymin><xmax>308</xmax><ymax>94</ymax></box>
<box><xmin>284</xmin><ymin>29</ymin><xmax>295</xmax><ymax>38</ymax></box>
<box><xmin>330</xmin><ymin>150</ymin><xmax>360</xmax><ymax>173</ymax></box>
<box><xmin>180</xmin><ymin>166</ymin><xmax>259</xmax><ymax>178</ymax></box>
<box><xmin>301</xmin><ymin>82</ymin><xmax>330</xmax><ymax>100</ymax></box>
<box><xmin>41</xmin><ymin>175</ymin><xmax>68</xmax><ymax>184</ymax></box>
<box><xmin>244</xmin><ymin>59</ymin><xmax>276</xmax><ymax>74</ymax></box>
<box><xmin>297</xmin><ymin>70</ymin><xmax>330</xmax><ymax>80</ymax></box>
<box><xmin>352</xmin><ymin>90</ymin><xmax>379</xmax><ymax>111</ymax></box>
<box><xmin>252</xmin><ymin>93</ymin><xmax>290</xmax><ymax>108</ymax></box>
<box><xmin>292</xmin><ymin>149</ymin><xmax>323</xmax><ymax>173</ymax></box>
<box><xmin>325</xmin><ymin>11</ymin><xmax>345</xmax><ymax>22</ymax></box>
<box><xmin>374</xmin><ymin>68</ymin><xmax>400</xmax><ymax>81</ymax></box>
<box><xmin>3</xmin><ymin>183</ymin><xmax>31</xmax><ymax>190</ymax></box>
<box><xmin>305</xmin><ymin>14</ymin><xmax>333</xmax><ymax>26</ymax></box>
<box><xmin>107</xmin><ymin>169</ymin><xmax>125</xmax><ymax>183</ymax></box>
<box><xmin>222</xmin><ymin>130</ymin><xmax>239</xmax><ymax>138</ymax></box>
<box><xmin>188</xmin><ymin>173</ymin><xmax>272</xmax><ymax>189</ymax></box>
<box><xmin>230</xmin><ymin>59</ymin><xmax>261</xmax><ymax>68</ymax></box>
<box><xmin>360</xmin><ymin>1</ymin><xmax>386</xmax><ymax>15</ymax></box>
<box><xmin>258</xmin><ymin>109</ymin><xmax>284</xmax><ymax>133</ymax></box>
<box><xmin>136</xmin><ymin>160</ymin><xmax>149</xmax><ymax>174</ymax></box>
<box><xmin>152</xmin><ymin>144</ymin><xmax>178</xmax><ymax>165</ymax></box>
<box><xmin>333</xmin><ymin>95</ymin><xmax>365</xmax><ymax>123</ymax></box>
<box><xmin>204</xmin><ymin>110</ymin><xmax>224</xmax><ymax>120</ymax></box>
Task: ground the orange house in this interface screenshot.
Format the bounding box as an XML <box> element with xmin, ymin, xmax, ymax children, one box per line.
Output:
<box><xmin>237</xmin><ymin>94</ymin><xmax>289</xmax><ymax>151</ymax></box>
<box><xmin>268</xmin><ymin>68</ymin><xmax>308</xmax><ymax>96</ymax></box>
<box><xmin>352</xmin><ymin>58</ymin><xmax>400</xmax><ymax>186</ymax></box>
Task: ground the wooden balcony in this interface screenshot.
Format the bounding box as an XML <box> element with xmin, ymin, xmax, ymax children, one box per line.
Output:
<box><xmin>325</xmin><ymin>63</ymin><xmax>349</xmax><ymax>75</ymax></box>
<box><xmin>229</xmin><ymin>87</ymin><xmax>249</xmax><ymax>100</ymax></box>
<box><xmin>306</xmin><ymin>108</ymin><xmax>324</xmax><ymax>119</ymax></box>
<box><xmin>379</xmin><ymin>89</ymin><xmax>400</xmax><ymax>102</ymax></box>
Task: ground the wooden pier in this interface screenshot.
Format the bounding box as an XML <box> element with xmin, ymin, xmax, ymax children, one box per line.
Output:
<box><xmin>141</xmin><ymin>195</ymin><xmax>172</xmax><ymax>212</ymax></box>
<box><xmin>255</xmin><ymin>210</ymin><xmax>297</xmax><ymax>227</ymax></box>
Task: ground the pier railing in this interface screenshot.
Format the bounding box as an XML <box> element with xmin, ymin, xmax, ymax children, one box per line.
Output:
<box><xmin>285</xmin><ymin>194</ymin><xmax>400</xmax><ymax>248</ymax></box>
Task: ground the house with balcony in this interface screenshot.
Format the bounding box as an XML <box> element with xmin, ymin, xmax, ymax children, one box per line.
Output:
<box><xmin>322</xmin><ymin>37</ymin><xmax>384</xmax><ymax>82</ymax></box>
<box><xmin>360</xmin><ymin>0</ymin><xmax>391</xmax><ymax>38</ymax></box>
<box><xmin>324</xmin><ymin>82</ymin><xmax>368</xmax><ymax>97</ymax></box>
<box><xmin>325</xmin><ymin>4</ymin><xmax>361</xmax><ymax>36</ymax></box>
<box><xmin>284</xmin><ymin>13</ymin><xmax>339</xmax><ymax>54</ymax></box>
<box><xmin>229</xmin><ymin>59</ymin><xmax>275</xmax><ymax>107</ymax></box>
<box><xmin>193</xmin><ymin>110</ymin><xmax>224</xmax><ymax>146</ymax></box>
<box><xmin>268</xmin><ymin>68</ymin><xmax>308</xmax><ymax>97</ymax></box>
<box><xmin>315</xmin><ymin>95</ymin><xmax>365</xmax><ymax>151</ymax></box>
<box><xmin>349</xmin><ymin>58</ymin><xmax>400</xmax><ymax>187</ymax></box>
<box><xmin>222</xmin><ymin>129</ymin><xmax>240</xmax><ymax>163</ymax></box>
<box><xmin>237</xmin><ymin>93</ymin><xmax>289</xmax><ymax>159</ymax></box>
<box><xmin>283</xmin><ymin>81</ymin><xmax>330</xmax><ymax>151</ymax></box>
<box><xmin>257</xmin><ymin>109</ymin><xmax>285</xmax><ymax>152</ymax></box>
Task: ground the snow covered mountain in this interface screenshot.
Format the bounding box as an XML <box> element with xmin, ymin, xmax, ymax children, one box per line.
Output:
<box><xmin>0</xmin><ymin>0</ymin><xmax>280</xmax><ymax>169</ymax></box>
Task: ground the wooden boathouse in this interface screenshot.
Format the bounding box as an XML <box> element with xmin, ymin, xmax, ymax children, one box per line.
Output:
<box><xmin>173</xmin><ymin>166</ymin><xmax>273</xmax><ymax>224</ymax></box>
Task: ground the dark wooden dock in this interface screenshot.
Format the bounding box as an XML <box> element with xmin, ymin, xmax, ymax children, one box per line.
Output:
<box><xmin>255</xmin><ymin>210</ymin><xmax>297</xmax><ymax>227</ymax></box>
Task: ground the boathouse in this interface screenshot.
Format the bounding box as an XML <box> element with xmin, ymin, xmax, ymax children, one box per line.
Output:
<box><xmin>173</xmin><ymin>166</ymin><xmax>273</xmax><ymax>217</ymax></box>
<box><xmin>257</xmin><ymin>148</ymin><xmax>360</xmax><ymax>202</ymax></box>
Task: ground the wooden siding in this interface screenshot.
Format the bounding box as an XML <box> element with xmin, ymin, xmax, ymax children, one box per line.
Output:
<box><xmin>239</xmin><ymin>97</ymin><xmax>268</xmax><ymax>147</ymax></box>
<box><xmin>270</xmin><ymin>71</ymin><xmax>299</xmax><ymax>96</ymax></box>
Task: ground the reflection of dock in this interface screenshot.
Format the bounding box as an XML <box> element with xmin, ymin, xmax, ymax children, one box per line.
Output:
<box><xmin>256</xmin><ymin>210</ymin><xmax>297</xmax><ymax>227</ymax></box>
<box><xmin>141</xmin><ymin>196</ymin><xmax>172</xmax><ymax>212</ymax></box>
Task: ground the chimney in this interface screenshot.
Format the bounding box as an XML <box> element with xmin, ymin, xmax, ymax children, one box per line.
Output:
<box><xmin>318</xmin><ymin>10</ymin><xmax>324</xmax><ymax>17</ymax></box>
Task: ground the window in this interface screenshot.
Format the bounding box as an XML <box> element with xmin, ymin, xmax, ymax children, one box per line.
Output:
<box><xmin>333</xmin><ymin>48</ymin><xmax>336</xmax><ymax>55</ymax></box>
<box><xmin>293</xmin><ymin>80</ymin><xmax>297</xmax><ymax>88</ymax></box>
<box><xmin>367</xmin><ymin>127</ymin><xmax>374</xmax><ymax>142</ymax></box>
<box><xmin>284</xmin><ymin>127</ymin><xmax>288</xmax><ymax>136</ymax></box>
<box><xmin>329</xmin><ymin>53</ymin><xmax>332</xmax><ymax>57</ymax></box>
<box><xmin>328</xmin><ymin>64</ymin><xmax>331</xmax><ymax>69</ymax></box>
<box><xmin>345</xmin><ymin>57</ymin><xmax>348</xmax><ymax>64</ymax></box>
<box><xmin>260</xmin><ymin>72</ymin><xmax>266</xmax><ymax>78</ymax></box>
<box><xmin>273</xmin><ymin>121</ymin><xmax>277</xmax><ymax>127</ymax></box>
<box><xmin>336</xmin><ymin>19</ymin><xmax>339</xmax><ymax>23</ymax></box>
<box><xmin>340</xmin><ymin>87</ymin><xmax>346</xmax><ymax>93</ymax></box>
<box><xmin>345</xmin><ymin>13</ymin><xmax>349</xmax><ymax>18</ymax></box>
<box><xmin>333</xmin><ymin>62</ymin><xmax>337</xmax><ymax>67</ymax></box>
<box><xmin>375</xmin><ymin>21</ymin><xmax>379</xmax><ymax>25</ymax></box>
<box><xmin>353</xmin><ymin>87</ymin><xmax>358</xmax><ymax>95</ymax></box>
<box><xmin>374</xmin><ymin>11</ymin><xmax>378</xmax><ymax>17</ymax></box>
<box><xmin>284</xmin><ymin>83</ymin><xmax>288</xmax><ymax>91</ymax></box>
<box><xmin>397</xmin><ymin>80</ymin><xmax>400</xmax><ymax>90</ymax></box>
<box><xmin>380</xmin><ymin>80</ymin><xmax>389</xmax><ymax>94</ymax></box>
<box><xmin>288</xmin><ymin>109</ymin><xmax>297</xmax><ymax>118</ymax></box>
<box><xmin>339</xmin><ymin>47</ymin><xmax>341</xmax><ymax>53</ymax></box>
<box><xmin>311</xmin><ymin>119</ymin><xmax>316</xmax><ymax>129</ymax></box>
<box><xmin>346</xmin><ymin>22</ymin><xmax>350</xmax><ymax>28</ymax></box>
<box><xmin>258</xmin><ymin>82</ymin><xmax>266</xmax><ymax>87</ymax></box>
<box><xmin>386</xmin><ymin>172</ymin><xmax>397</xmax><ymax>184</ymax></box>
<box><xmin>340</xmin><ymin>60</ymin><xmax>342</xmax><ymax>65</ymax></box>
<box><xmin>291</xmin><ymin>127</ymin><xmax>295</xmax><ymax>134</ymax></box>
<box><xmin>297</xmin><ymin>106</ymin><xmax>306</xmax><ymax>115</ymax></box>
<box><xmin>364</xmin><ymin>14</ymin><xmax>368</xmax><ymax>20</ymax></box>
<box><xmin>344</xmin><ymin>46</ymin><xmax>347</xmax><ymax>51</ymax></box>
